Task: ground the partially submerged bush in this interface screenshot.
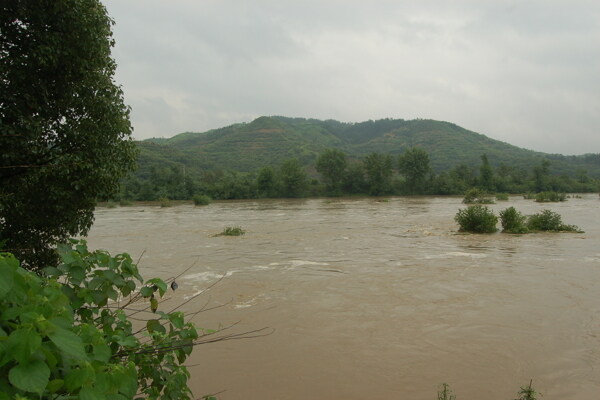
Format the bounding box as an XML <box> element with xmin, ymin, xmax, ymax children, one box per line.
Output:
<box><xmin>159</xmin><ymin>197</ymin><xmax>172</xmax><ymax>207</ymax></box>
<box><xmin>193</xmin><ymin>194</ymin><xmax>212</xmax><ymax>206</ymax></box>
<box><xmin>462</xmin><ymin>188</ymin><xmax>495</xmax><ymax>204</ymax></box>
<box><xmin>455</xmin><ymin>205</ymin><xmax>498</xmax><ymax>233</ymax></box>
<box><xmin>437</xmin><ymin>383</ymin><xmax>456</xmax><ymax>400</ymax></box>
<box><xmin>495</xmin><ymin>193</ymin><xmax>509</xmax><ymax>201</ymax></box>
<box><xmin>216</xmin><ymin>226</ymin><xmax>245</xmax><ymax>236</ymax></box>
<box><xmin>526</xmin><ymin>209</ymin><xmax>582</xmax><ymax>232</ymax></box>
<box><xmin>535</xmin><ymin>191</ymin><xmax>566</xmax><ymax>202</ymax></box>
<box><xmin>499</xmin><ymin>207</ymin><xmax>529</xmax><ymax>234</ymax></box>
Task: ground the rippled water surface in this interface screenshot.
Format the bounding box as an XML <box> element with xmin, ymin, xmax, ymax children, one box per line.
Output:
<box><xmin>87</xmin><ymin>195</ymin><xmax>600</xmax><ymax>399</ymax></box>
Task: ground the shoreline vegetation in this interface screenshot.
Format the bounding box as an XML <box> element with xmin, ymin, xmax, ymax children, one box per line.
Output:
<box><xmin>110</xmin><ymin>147</ymin><xmax>600</xmax><ymax>204</ymax></box>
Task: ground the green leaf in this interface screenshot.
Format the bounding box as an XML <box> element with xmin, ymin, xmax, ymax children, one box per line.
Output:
<box><xmin>49</xmin><ymin>327</ymin><xmax>88</xmax><ymax>360</ymax></box>
<box><xmin>9</xmin><ymin>360</ymin><xmax>50</xmax><ymax>394</ymax></box>
<box><xmin>147</xmin><ymin>278</ymin><xmax>167</xmax><ymax>297</ymax></box>
<box><xmin>0</xmin><ymin>255</ymin><xmax>18</xmax><ymax>298</ymax></box>
<box><xmin>118</xmin><ymin>364</ymin><xmax>137</xmax><ymax>397</ymax></box>
<box><xmin>80</xmin><ymin>386</ymin><xmax>106</xmax><ymax>400</ymax></box>
<box><xmin>146</xmin><ymin>319</ymin><xmax>165</xmax><ymax>334</ymax></box>
<box><xmin>65</xmin><ymin>365</ymin><xmax>95</xmax><ymax>392</ymax></box>
<box><xmin>7</xmin><ymin>328</ymin><xmax>42</xmax><ymax>364</ymax></box>
<box><xmin>150</xmin><ymin>296</ymin><xmax>158</xmax><ymax>313</ymax></box>
<box><xmin>92</xmin><ymin>343</ymin><xmax>111</xmax><ymax>363</ymax></box>
<box><xmin>47</xmin><ymin>378</ymin><xmax>64</xmax><ymax>393</ymax></box>
<box><xmin>169</xmin><ymin>312</ymin><xmax>184</xmax><ymax>329</ymax></box>
<box><xmin>140</xmin><ymin>286</ymin><xmax>153</xmax><ymax>297</ymax></box>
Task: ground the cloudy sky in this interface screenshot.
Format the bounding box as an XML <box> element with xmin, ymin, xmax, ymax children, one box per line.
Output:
<box><xmin>103</xmin><ymin>0</ymin><xmax>599</xmax><ymax>155</ymax></box>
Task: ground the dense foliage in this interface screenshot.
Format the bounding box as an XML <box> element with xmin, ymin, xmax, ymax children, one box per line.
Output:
<box><xmin>0</xmin><ymin>240</ymin><xmax>216</xmax><ymax>399</ymax></box>
<box><xmin>117</xmin><ymin>144</ymin><xmax>600</xmax><ymax>202</ymax></box>
<box><xmin>138</xmin><ymin>116</ymin><xmax>600</xmax><ymax>179</ymax></box>
<box><xmin>0</xmin><ymin>0</ymin><xmax>136</xmax><ymax>270</ymax></box>
<box><xmin>526</xmin><ymin>210</ymin><xmax>581</xmax><ymax>232</ymax></box>
<box><xmin>499</xmin><ymin>207</ymin><xmax>529</xmax><ymax>234</ymax></box>
<box><xmin>455</xmin><ymin>205</ymin><xmax>499</xmax><ymax>233</ymax></box>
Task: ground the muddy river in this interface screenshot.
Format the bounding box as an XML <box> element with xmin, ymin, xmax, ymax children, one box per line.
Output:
<box><xmin>87</xmin><ymin>195</ymin><xmax>600</xmax><ymax>399</ymax></box>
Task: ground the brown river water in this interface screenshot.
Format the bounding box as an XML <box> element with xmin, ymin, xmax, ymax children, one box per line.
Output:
<box><xmin>86</xmin><ymin>195</ymin><xmax>600</xmax><ymax>400</ymax></box>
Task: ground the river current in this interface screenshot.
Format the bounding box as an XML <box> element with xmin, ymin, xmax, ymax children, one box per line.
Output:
<box><xmin>87</xmin><ymin>195</ymin><xmax>600</xmax><ymax>399</ymax></box>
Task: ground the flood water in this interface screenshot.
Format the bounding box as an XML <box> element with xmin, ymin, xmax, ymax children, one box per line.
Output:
<box><xmin>86</xmin><ymin>195</ymin><xmax>600</xmax><ymax>400</ymax></box>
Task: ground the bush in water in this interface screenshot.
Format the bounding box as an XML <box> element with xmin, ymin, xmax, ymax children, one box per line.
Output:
<box><xmin>499</xmin><ymin>206</ymin><xmax>529</xmax><ymax>234</ymax></box>
<box><xmin>455</xmin><ymin>205</ymin><xmax>498</xmax><ymax>233</ymax></box>
<box><xmin>526</xmin><ymin>209</ymin><xmax>582</xmax><ymax>232</ymax></box>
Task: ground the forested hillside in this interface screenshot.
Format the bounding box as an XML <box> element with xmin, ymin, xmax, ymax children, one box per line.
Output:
<box><xmin>113</xmin><ymin>116</ymin><xmax>599</xmax><ymax>202</ymax></box>
<box><xmin>141</xmin><ymin>116</ymin><xmax>600</xmax><ymax>177</ymax></box>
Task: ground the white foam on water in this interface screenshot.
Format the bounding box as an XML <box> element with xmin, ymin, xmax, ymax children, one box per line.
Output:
<box><xmin>425</xmin><ymin>252</ymin><xmax>487</xmax><ymax>259</ymax></box>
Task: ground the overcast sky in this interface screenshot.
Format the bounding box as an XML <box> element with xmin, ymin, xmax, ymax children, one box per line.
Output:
<box><xmin>103</xmin><ymin>0</ymin><xmax>599</xmax><ymax>155</ymax></box>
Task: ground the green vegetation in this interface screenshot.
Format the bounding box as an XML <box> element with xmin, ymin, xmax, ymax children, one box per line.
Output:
<box><xmin>437</xmin><ymin>383</ymin><xmax>456</xmax><ymax>400</ymax></box>
<box><xmin>436</xmin><ymin>382</ymin><xmax>539</xmax><ymax>400</ymax></box>
<box><xmin>159</xmin><ymin>197</ymin><xmax>172</xmax><ymax>207</ymax></box>
<box><xmin>534</xmin><ymin>191</ymin><xmax>567</xmax><ymax>202</ymax></box>
<box><xmin>363</xmin><ymin>152</ymin><xmax>394</xmax><ymax>195</ymax></box>
<box><xmin>0</xmin><ymin>0</ymin><xmax>136</xmax><ymax>270</ymax></box>
<box><xmin>0</xmin><ymin>240</ymin><xmax>224</xmax><ymax>399</ymax></box>
<box><xmin>526</xmin><ymin>209</ymin><xmax>582</xmax><ymax>232</ymax></box>
<box><xmin>495</xmin><ymin>193</ymin><xmax>509</xmax><ymax>201</ymax></box>
<box><xmin>193</xmin><ymin>194</ymin><xmax>212</xmax><ymax>206</ymax></box>
<box><xmin>141</xmin><ymin>116</ymin><xmax>600</xmax><ymax>178</ymax></box>
<box><xmin>455</xmin><ymin>205</ymin><xmax>498</xmax><ymax>233</ymax></box>
<box><xmin>499</xmin><ymin>207</ymin><xmax>529</xmax><ymax>234</ymax></box>
<box><xmin>216</xmin><ymin>226</ymin><xmax>246</xmax><ymax>236</ymax></box>
<box><xmin>398</xmin><ymin>146</ymin><xmax>431</xmax><ymax>194</ymax></box>
<box><xmin>462</xmin><ymin>188</ymin><xmax>495</xmax><ymax>204</ymax></box>
<box><xmin>316</xmin><ymin>148</ymin><xmax>347</xmax><ymax>195</ymax></box>
<box><xmin>514</xmin><ymin>380</ymin><xmax>539</xmax><ymax>400</ymax></box>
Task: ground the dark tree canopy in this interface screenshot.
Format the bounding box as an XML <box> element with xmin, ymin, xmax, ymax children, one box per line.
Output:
<box><xmin>0</xmin><ymin>0</ymin><xmax>136</xmax><ymax>269</ymax></box>
<box><xmin>398</xmin><ymin>147</ymin><xmax>431</xmax><ymax>194</ymax></box>
<box><xmin>316</xmin><ymin>148</ymin><xmax>347</xmax><ymax>194</ymax></box>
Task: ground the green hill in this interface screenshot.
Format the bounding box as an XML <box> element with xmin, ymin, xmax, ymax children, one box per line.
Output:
<box><xmin>139</xmin><ymin>116</ymin><xmax>600</xmax><ymax>178</ymax></box>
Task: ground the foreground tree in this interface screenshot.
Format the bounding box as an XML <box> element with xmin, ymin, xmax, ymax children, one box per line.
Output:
<box><xmin>0</xmin><ymin>1</ymin><xmax>136</xmax><ymax>270</ymax></box>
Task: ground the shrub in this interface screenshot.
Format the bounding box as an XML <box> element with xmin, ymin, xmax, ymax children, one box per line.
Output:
<box><xmin>462</xmin><ymin>188</ymin><xmax>495</xmax><ymax>204</ymax></box>
<box><xmin>119</xmin><ymin>199</ymin><xmax>133</xmax><ymax>206</ymax></box>
<box><xmin>514</xmin><ymin>380</ymin><xmax>539</xmax><ymax>400</ymax></box>
<box><xmin>0</xmin><ymin>241</ymin><xmax>203</xmax><ymax>399</ymax></box>
<box><xmin>106</xmin><ymin>200</ymin><xmax>117</xmax><ymax>208</ymax></box>
<box><xmin>526</xmin><ymin>209</ymin><xmax>582</xmax><ymax>232</ymax></box>
<box><xmin>535</xmin><ymin>191</ymin><xmax>566</xmax><ymax>202</ymax></box>
<box><xmin>437</xmin><ymin>383</ymin><xmax>456</xmax><ymax>400</ymax></box>
<box><xmin>455</xmin><ymin>205</ymin><xmax>498</xmax><ymax>233</ymax></box>
<box><xmin>499</xmin><ymin>207</ymin><xmax>529</xmax><ymax>233</ymax></box>
<box><xmin>193</xmin><ymin>194</ymin><xmax>212</xmax><ymax>206</ymax></box>
<box><xmin>216</xmin><ymin>226</ymin><xmax>245</xmax><ymax>236</ymax></box>
<box><xmin>495</xmin><ymin>193</ymin><xmax>509</xmax><ymax>201</ymax></box>
<box><xmin>159</xmin><ymin>197</ymin><xmax>172</xmax><ymax>207</ymax></box>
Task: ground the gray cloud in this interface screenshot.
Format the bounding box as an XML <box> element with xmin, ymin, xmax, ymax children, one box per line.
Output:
<box><xmin>105</xmin><ymin>0</ymin><xmax>600</xmax><ymax>155</ymax></box>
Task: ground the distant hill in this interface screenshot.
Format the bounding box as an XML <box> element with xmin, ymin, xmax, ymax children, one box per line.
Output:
<box><xmin>138</xmin><ymin>116</ymin><xmax>600</xmax><ymax>178</ymax></box>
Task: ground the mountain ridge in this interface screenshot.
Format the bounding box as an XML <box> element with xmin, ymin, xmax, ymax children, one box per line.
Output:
<box><xmin>138</xmin><ymin>116</ymin><xmax>600</xmax><ymax>178</ymax></box>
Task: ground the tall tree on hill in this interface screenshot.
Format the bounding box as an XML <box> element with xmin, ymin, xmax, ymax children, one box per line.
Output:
<box><xmin>0</xmin><ymin>1</ymin><xmax>136</xmax><ymax>270</ymax></box>
<box><xmin>316</xmin><ymin>148</ymin><xmax>347</xmax><ymax>195</ymax></box>
<box><xmin>398</xmin><ymin>147</ymin><xmax>431</xmax><ymax>194</ymax></box>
